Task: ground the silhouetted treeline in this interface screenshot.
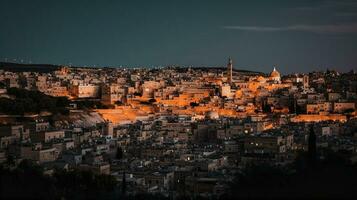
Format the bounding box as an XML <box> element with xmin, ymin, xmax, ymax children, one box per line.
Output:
<box><xmin>0</xmin><ymin>160</ymin><xmax>172</xmax><ymax>200</ymax></box>
<box><xmin>0</xmin><ymin>160</ymin><xmax>117</xmax><ymax>199</ymax></box>
<box><xmin>0</xmin><ymin>88</ymin><xmax>69</xmax><ymax>115</ymax></box>
<box><xmin>224</xmin><ymin>150</ymin><xmax>357</xmax><ymax>199</ymax></box>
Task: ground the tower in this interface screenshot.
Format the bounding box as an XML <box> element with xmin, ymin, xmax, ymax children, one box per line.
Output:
<box><xmin>303</xmin><ymin>74</ymin><xmax>309</xmax><ymax>88</ymax></box>
<box><xmin>227</xmin><ymin>58</ymin><xmax>233</xmax><ymax>85</ymax></box>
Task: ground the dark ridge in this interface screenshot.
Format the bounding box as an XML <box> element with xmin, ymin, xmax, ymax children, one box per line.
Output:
<box><xmin>0</xmin><ymin>62</ymin><xmax>61</xmax><ymax>73</ymax></box>
<box><xmin>176</xmin><ymin>66</ymin><xmax>265</xmax><ymax>75</ymax></box>
<box><xmin>198</xmin><ymin>66</ymin><xmax>263</xmax><ymax>74</ymax></box>
<box><xmin>0</xmin><ymin>62</ymin><xmax>265</xmax><ymax>75</ymax></box>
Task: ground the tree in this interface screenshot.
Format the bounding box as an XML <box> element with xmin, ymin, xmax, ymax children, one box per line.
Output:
<box><xmin>307</xmin><ymin>125</ymin><xmax>317</xmax><ymax>167</ymax></box>
<box><xmin>262</xmin><ymin>104</ymin><xmax>272</xmax><ymax>113</ymax></box>
<box><xmin>133</xmin><ymin>92</ymin><xmax>142</xmax><ymax>97</ymax></box>
<box><xmin>190</xmin><ymin>102</ymin><xmax>199</xmax><ymax>107</ymax></box>
<box><xmin>6</xmin><ymin>155</ymin><xmax>15</xmax><ymax>166</ymax></box>
<box><xmin>116</xmin><ymin>147</ymin><xmax>123</xmax><ymax>160</ymax></box>
<box><xmin>229</xmin><ymin>154</ymin><xmax>357</xmax><ymax>199</ymax></box>
<box><xmin>344</xmin><ymin>108</ymin><xmax>354</xmax><ymax>113</ymax></box>
<box><xmin>344</xmin><ymin>108</ymin><xmax>355</xmax><ymax>120</ymax></box>
<box><xmin>122</xmin><ymin>171</ymin><xmax>126</xmax><ymax>195</ymax></box>
<box><xmin>114</xmin><ymin>100</ymin><xmax>123</xmax><ymax>106</ymax></box>
<box><xmin>148</xmin><ymin>98</ymin><xmax>156</xmax><ymax>103</ymax></box>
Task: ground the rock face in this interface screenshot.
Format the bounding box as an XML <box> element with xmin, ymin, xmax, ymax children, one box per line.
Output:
<box><xmin>54</xmin><ymin>111</ymin><xmax>105</xmax><ymax>128</ymax></box>
<box><xmin>71</xmin><ymin>111</ymin><xmax>106</xmax><ymax>127</ymax></box>
<box><xmin>96</xmin><ymin>107</ymin><xmax>150</xmax><ymax>125</ymax></box>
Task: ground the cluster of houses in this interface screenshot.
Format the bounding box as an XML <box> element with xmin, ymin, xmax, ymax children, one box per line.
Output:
<box><xmin>0</xmin><ymin>61</ymin><xmax>356</xmax><ymax>198</ymax></box>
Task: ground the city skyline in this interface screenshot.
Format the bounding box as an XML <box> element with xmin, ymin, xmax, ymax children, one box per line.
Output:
<box><xmin>1</xmin><ymin>0</ymin><xmax>357</xmax><ymax>74</ymax></box>
<box><xmin>1</xmin><ymin>1</ymin><xmax>357</xmax><ymax>199</ymax></box>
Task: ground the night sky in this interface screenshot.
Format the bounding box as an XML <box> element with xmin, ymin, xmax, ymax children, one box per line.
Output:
<box><xmin>1</xmin><ymin>0</ymin><xmax>357</xmax><ymax>74</ymax></box>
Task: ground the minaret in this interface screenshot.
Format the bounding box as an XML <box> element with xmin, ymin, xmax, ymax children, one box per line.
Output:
<box><xmin>227</xmin><ymin>57</ymin><xmax>233</xmax><ymax>85</ymax></box>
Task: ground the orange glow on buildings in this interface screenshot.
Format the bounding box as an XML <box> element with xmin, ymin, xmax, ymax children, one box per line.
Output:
<box><xmin>291</xmin><ymin>114</ymin><xmax>347</xmax><ymax>123</ymax></box>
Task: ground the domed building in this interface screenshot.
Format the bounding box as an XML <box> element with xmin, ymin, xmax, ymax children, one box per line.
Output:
<box><xmin>270</xmin><ymin>67</ymin><xmax>281</xmax><ymax>83</ymax></box>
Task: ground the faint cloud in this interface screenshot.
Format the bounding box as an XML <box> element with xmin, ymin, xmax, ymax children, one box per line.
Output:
<box><xmin>332</xmin><ymin>0</ymin><xmax>357</xmax><ymax>7</ymax></box>
<box><xmin>222</xmin><ymin>24</ymin><xmax>357</xmax><ymax>34</ymax></box>
<box><xmin>295</xmin><ymin>0</ymin><xmax>357</xmax><ymax>11</ymax></box>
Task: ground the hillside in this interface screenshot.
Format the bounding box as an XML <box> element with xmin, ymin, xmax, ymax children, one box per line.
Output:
<box><xmin>0</xmin><ymin>62</ymin><xmax>61</xmax><ymax>73</ymax></box>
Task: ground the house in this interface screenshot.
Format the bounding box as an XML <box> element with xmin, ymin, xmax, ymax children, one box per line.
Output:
<box><xmin>31</xmin><ymin>130</ymin><xmax>65</xmax><ymax>143</ymax></box>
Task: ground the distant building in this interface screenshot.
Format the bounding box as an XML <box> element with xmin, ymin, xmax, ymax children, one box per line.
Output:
<box><xmin>334</xmin><ymin>102</ymin><xmax>355</xmax><ymax>113</ymax></box>
<box><xmin>220</xmin><ymin>84</ymin><xmax>231</xmax><ymax>98</ymax></box>
<box><xmin>70</xmin><ymin>84</ymin><xmax>101</xmax><ymax>98</ymax></box>
<box><xmin>101</xmin><ymin>84</ymin><xmax>126</xmax><ymax>105</ymax></box>
<box><xmin>31</xmin><ymin>130</ymin><xmax>65</xmax><ymax>143</ymax></box>
<box><xmin>328</xmin><ymin>93</ymin><xmax>341</xmax><ymax>102</ymax></box>
<box><xmin>102</xmin><ymin>122</ymin><xmax>114</xmax><ymax>136</ymax></box>
<box><xmin>141</xmin><ymin>81</ymin><xmax>161</xmax><ymax>98</ymax></box>
<box><xmin>306</xmin><ymin>102</ymin><xmax>332</xmax><ymax>114</ymax></box>
<box><xmin>44</xmin><ymin>86</ymin><xmax>68</xmax><ymax>97</ymax></box>
<box><xmin>242</xmin><ymin>133</ymin><xmax>293</xmax><ymax>154</ymax></box>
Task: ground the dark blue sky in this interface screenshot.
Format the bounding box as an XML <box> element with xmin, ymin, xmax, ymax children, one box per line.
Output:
<box><xmin>1</xmin><ymin>0</ymin><xmax>357</xmax><ymax>74</ymax></box>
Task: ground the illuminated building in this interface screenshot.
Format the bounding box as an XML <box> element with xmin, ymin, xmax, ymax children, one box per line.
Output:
<box><xmin>303</xmin><ymin>74</ymin><xmax>309</xmax><ymax>88</ymax></box>
<box><xmin>220</xmin><ymin>84</ymin><xmax>231</xmax><ymax>98</ymax></box>
<box><xmin>70</xmin><ymin>84</ymin><xmax>101</xmax><ymax>98</ymax></box>
<box><xmin>44</xmin><ymin>86</ymin><xmax>69</xmax><ymax>97</ymax></box>
<box><xmin>141</xmin><ymin>81</ymin><xmax>162</xmax><ymax>98</ymax></box>
<box><xmin>333</xmin><ymin>102</ymin><xmax>355</xmax><ymax>113</ymax></box>
<box><xmin>270</xmin><ymin>67</ymin><xmax>281</xmax><ymax>83</ymax></box>
<box><xmin>101</xmin><ymin>84</ymin><xmax>126</xmax><ymax>105</ymax></box>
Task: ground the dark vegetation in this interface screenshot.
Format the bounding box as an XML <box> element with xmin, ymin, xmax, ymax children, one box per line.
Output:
<box><xmin>0</xmin><ymin>159</ymin><xmax>170</xmax><ymax>200</ymax></box>
<box><xmin>75</xmin><ymin>99</ymin><xmax>115</xmax><ymax>109</ymax></box>
<box><xmin>224</xmin><ymin>127</ymin><xmax>357</xmax><ymax>199</ymax></box>
<box><xmin>0</xmin><ymin>160</ymin><xmax>118</xmax><ymax>199</ymax></box>
<box><xmin>0</xmin><ymin>88</ymin><xmax>69</xmax><ymax>115</ymax></box>
<box><xmin>133</xmin><ymin>92</ymin><xmax>142</xmax><ymax>97</ymax></box>
<box><xmin>225</xmin><ymin>150</ymin><xmax>357</xmax><ymax>199</ymax></box>
<box><xmin>2</xmin><ymin>150</ymin><xmax>357</xmax><ymax>199</ymax></box>
<box><xmin>262</xmin><ymin>103</ymin><xmax>272</xmax><ymax>113</ymax></box>
<box><xmin>115</xmin><ymin>100</ymin><xmax>124</xmax><ymax>106</ymax></box>
<box><xmin>0</xmin><ymin>88</ymin><xmax>116</xmax><ymax>115</ymax></box>
<box><xmin>190</xmin><ymin>102</ymin><xmax>199</xmax><ymax>107</ymax></box>
<box><xmin>116</xmin><ymin>146</ymin><xmax>123</xmax><ymax>160</ymax></box>
<box><xmin>288</xmin><ymin>98</ymin><xmax>305</xmax><ymax>114</ymax></box>
<box><xmin>140</xmin><ymin>99</ymin><xmax>156</xmax><ymax>105</ymax></box>
<box><xmin>148</xmin><ymin>98</ymin><xmax>156</xmax><ymax>103</ymax></box>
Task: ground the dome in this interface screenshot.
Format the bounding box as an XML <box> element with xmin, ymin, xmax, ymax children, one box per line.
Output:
<box><xmin>270</xmin><ymin>67</ymin><xmax>280</xmax><ymax>78</ymax></box>
<box><xmin>206</xmin><ymin>111</ymin><xmax>219</xmax><ymax>120</ymax></box>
